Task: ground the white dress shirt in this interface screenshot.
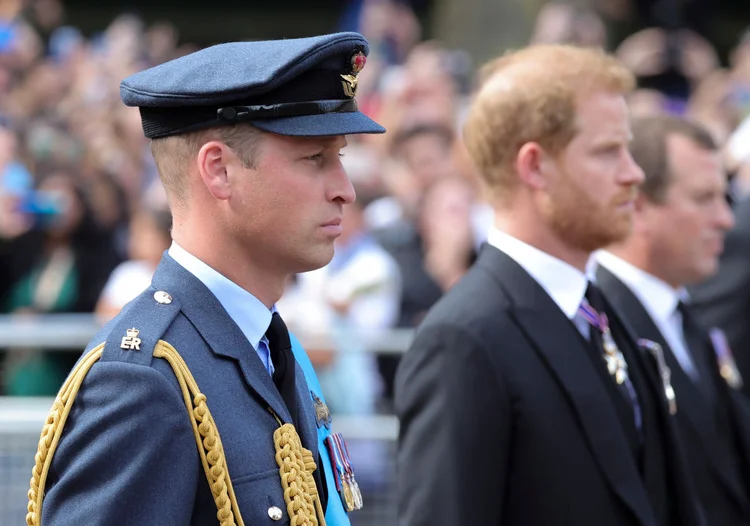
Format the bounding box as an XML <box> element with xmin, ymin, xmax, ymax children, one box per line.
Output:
<box><xmin>595</xmin><ymin>250</ymin><xmax>698</xmax><ymax>379</ymax></box>
<box><xmin>168</xmin><ymin>242</ymin><xmax>275</xmax><ymax>375</ymax></box>
<box><xmin>486</xmin><ymin>226</ymin><xmax>589</xmax><ymax>322</ymax></box>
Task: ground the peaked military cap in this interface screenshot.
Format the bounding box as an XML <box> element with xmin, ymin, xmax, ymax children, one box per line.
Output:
<box><xmin>120</xmin><ymin>32</ymin><xmax>385</xmax><ymax>139</ymax></box>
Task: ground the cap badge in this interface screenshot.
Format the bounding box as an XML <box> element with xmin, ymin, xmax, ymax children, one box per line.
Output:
<box><xmin>340</xmin><ymin>50</ymin><xmax>366</xmax><ymax>98</ymax></box>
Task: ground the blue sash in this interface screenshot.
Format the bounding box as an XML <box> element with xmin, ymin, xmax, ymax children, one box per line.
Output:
<box><xmin>290</xmin><ymin>334</ymin><xmax>352</xmax><ymax>526</ymax></box>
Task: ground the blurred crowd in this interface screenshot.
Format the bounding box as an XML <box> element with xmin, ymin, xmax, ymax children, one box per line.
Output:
<box><xmin>2</xmin><ymin>0</ymin><xmax>750</xmax><ymax>420</ymax></box>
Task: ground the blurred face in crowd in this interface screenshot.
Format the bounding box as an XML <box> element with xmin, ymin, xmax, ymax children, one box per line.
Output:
<box><xmin>419</xmin><ymin>176</ymin><xmax>475</xmax><ymax>249</ymax></box>
<box><xmin>400</xmin><ymin>132</ymin><xmax>456</xmax><ymax>187</ymax></box>
<box><xmin>639</xmin><ymin>134</ymin><xmax>734</xmax><ymax>287</ymax></box>
<box><xmin>539</xmin><ymin>91</ymin><xmax>644</xmax><ymax>252</ymax></box>
<box><xmin>0</xmin><ymin>126</ymin><xmax>17</xmax><ymax>166</ymax></box>
<box><xmin>212</xmin><ymin>132</ymin><xmax>355</xmax><ymax>277</ymax></box>
<box><xmin>128</xmin><ymin>211</ymin><xmax>171</xmax><ymax>265</ymax></box>
<box><xmin>37</xmin><ymin>174</ymin><xmax>84</xmax><ymax>239</ymax></box>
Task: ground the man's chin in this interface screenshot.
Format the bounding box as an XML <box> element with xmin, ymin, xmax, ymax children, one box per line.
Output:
<box><xmin>576</xmin><ymin>224</ymin><xmax>633</xmax><ymax>253</ymax></box>
<box><xmin>292</xmin><ymin>248</ymin><xmax>336</xmax><ymax>274</ymax></box>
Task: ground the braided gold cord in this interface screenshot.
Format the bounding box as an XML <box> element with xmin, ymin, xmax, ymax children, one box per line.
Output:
<box><xmin>273</xmin><ymin>423</ymin><xmax>327</xmax><ymax>526</ymax></box>
<box><xmin>195</xmin><ymin>394</ymin><xmax>234</xmax><ymax>525</ymax></box>
<box><xmin>153</xmin><ymin>341</ymin><xmax>244</xmax><ymax>526</ymax></box>
<box><xmin>27</xmin><ymin>345</ymin><xmax>104</xmax><ymax>526</ymax></box>
<box><xmin>26</xmin><ymin>340</ymin><xmax>247</xmax><ymax>526</ymax></box>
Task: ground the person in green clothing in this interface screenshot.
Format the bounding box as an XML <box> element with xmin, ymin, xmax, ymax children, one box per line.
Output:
<box><xmin>1</xmin><ymin>172</ymin><xmax>120</xmax><ymax>395</ymax></box>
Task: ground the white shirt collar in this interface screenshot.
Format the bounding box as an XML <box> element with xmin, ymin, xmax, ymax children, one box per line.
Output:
<box><xmin>594</xmin><ymin>250</ymin><xmax>698</xmax><ymax>377</ymax></box>
<box><xmin>594</xmin><ymin>250</ymin><xmax>688</xmax><ymax>322</ymax></box>
<box><xmin>168</xmin><ymin>242</ymin><xmax>273</xmax><ymax>350</ymax></box>
<box><xmin>486</xmin><ymin>226</ymin><xmax>589</xmax><ymax>319</ymax></box>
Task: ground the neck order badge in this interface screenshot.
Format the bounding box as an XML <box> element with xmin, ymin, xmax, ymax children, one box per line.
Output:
<box><xmin>578</xmin><ymin>305</ymin><xmax>629</xmax><ymax>385</ymax></box>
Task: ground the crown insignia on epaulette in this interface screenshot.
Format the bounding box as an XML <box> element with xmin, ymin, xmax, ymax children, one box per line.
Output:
<box><xmin>120</xmin><ymin>327</ymin><xmax>142</xmax><ymax>351</ymax></box>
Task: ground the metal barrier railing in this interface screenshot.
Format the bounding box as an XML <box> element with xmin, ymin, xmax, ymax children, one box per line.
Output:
<box><xmin>0</xmin><ymin>314</ymin><xmax>406</xmax><ymax>525</ymax></box>
<box><xmin>0</xmin><ymin>313</ymin><xmax>414</xmax><ymax>354</ymax></box>
<box><xmin>0</xmin><ymin>396</ymin><xmax>398</xmax><ymax>439</ymax></box>
<box><xmin>0</xmin><ymin>398</ymin><xmax>398</xmax><ymax>525</ymax></box>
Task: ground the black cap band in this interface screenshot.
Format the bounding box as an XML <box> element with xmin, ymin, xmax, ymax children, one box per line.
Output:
<box><xmin>217</xmin><ymin>99</ymin><xmax>358</xmax><ymax>122</ymax></box>
<box><xmin>139</xmin><ymin>67</ymin><xmax>360</xmax><ymax>139</ymax></box>
<box><xmin>141</xmin><ymin>99</ymin><xmax>358</xmax><ymax>139</ymax></box>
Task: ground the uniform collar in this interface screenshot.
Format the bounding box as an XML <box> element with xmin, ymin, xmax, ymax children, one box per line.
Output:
<box><xmin>168</xmin><ymin>242</ymin><xmax>273</xmax><ymax>350</ymax></box>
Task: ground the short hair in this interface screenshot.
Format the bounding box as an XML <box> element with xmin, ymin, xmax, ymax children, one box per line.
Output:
<box><xmin>463</xmin><ymin>45</ymin><xmax>634</xmax><ymax>201</ymax></box>
<box><xmin>150</xmin><ymin>124</ymin><xmax>264</xmax><ymax>209</ymax></box>
<box><xmin>630</xmin><ymin>115</ymin><xmax>718</xmax><ymax>204</ymax></box>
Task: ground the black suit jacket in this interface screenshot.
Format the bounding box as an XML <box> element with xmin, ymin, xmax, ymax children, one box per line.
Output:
<box><xmin>689</xmin><ymin>196</ymin><xmax>750</xmax><ymax>397</ymax></box>
<box><xmin>597</xmin><ymin>265</ymin><xmax>750</xmax><ymax>525</ymax></box>
<box><xmin>395</xmin><ymin>245</ymin><xmax>703</xmax><ymax>526</ymax></box>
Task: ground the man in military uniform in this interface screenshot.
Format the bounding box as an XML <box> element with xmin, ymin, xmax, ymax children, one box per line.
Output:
<box><xmin>27</xmin><ymin>32</ymin><xmax>383</xmax><ymax>526</ymax></box>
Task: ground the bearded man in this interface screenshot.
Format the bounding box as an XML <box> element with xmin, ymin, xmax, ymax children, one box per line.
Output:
<box><xmin>395</xmin><ymin>44</ymin><xmax>704</xmax><ymax>526</ymax></box>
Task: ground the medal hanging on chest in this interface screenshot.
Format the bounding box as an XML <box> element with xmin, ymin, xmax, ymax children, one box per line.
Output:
<box><xmin>324</xmin><ymin>432</ymin><xmax>363</xmax><ymax>511</ymax></box>
<box><xmin>579</xmin><ymin>303</ymin><xmax>630</xmax><ymax>385</ymax></box>
<box><xmin>601</xmin><ymin>324</ymin><xmax>629</xmax><ymax>385</ymax></box>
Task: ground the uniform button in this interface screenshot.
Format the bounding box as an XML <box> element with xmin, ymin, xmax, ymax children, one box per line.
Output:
<box><xmin>267</xmin><ymin>506</ymin><xmax>283</xmax><ymax>521</ymax></box>
<box><xmin>154</xmin><ymin>291</ymin><xmax>173</xmax><ymax>304</ymax></box>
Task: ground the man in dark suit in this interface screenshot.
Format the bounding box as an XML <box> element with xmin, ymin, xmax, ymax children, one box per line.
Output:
<box><xmin>595</xmin><ymin>114</ymin><xmax>750</xmax><ymax>525</ymax></box>
<box><xmin>689</xmin><ymin>188</ymin><xmax>750</xmax><ymax>398</ymax></box>
<box><xmin>395</xmin><ymin>45</ymin><xmax>704</xmax><ymax>526</ymax></box>
<box><xmin>27</xmin><ymin>33</ymin><xmax>384</xmax><ymax>526</ymax></box>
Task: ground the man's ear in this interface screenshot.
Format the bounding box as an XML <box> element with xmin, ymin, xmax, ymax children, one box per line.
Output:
<box><xmin>197</xmin><ymin>141</ymin><xmax>234</xmax><ymax>201</ymax></box>
<box><xmin>516</xmin><ymin>142</ymin><xmax>552</xmax><ymax>191</ymax></box>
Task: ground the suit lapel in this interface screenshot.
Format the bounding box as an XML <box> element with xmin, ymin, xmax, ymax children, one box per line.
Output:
<box><xmin>596</xmin><ymin>265</ymin><xmax>748</xmax><ymax>510</ymax></box>
<box><xmin>477</xmin><ymin>247</ymin><xmax>656</xmax><ymax>526</ymax></box>
<box><xmin>151</xmin><ymin>254</ymin><xmax>292</xmax><ymax>423</ymax></box>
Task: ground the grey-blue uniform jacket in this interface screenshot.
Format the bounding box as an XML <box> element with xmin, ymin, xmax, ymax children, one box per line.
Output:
<box><xmin>41</xmin><ymin>254</ymin><xmax>343</xmax><ymax>525</ymax></box>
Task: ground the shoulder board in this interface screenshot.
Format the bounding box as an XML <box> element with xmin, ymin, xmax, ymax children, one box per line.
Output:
<box><xmin>100</xmin><ymin>288</ymin><xmax>181</xmax><ymax>367</ymax></box>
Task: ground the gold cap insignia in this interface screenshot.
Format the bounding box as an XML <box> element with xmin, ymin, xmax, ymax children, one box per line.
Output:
<box><xmin>340</xmin><ymin>49</ymin><xmax>366</xmax><ymax>98</ymax></box>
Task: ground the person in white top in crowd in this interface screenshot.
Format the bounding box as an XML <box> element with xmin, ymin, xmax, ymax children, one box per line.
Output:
<box><xmin>95</xmin><ymin>206</ymin><xmax>171</xmax><ymax>320</ymax></box>
<box><xmin>278</xmin><ymin>177</ymin><xmax>401</xmax><ymax>417</ymax></box>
